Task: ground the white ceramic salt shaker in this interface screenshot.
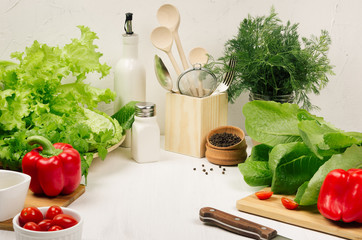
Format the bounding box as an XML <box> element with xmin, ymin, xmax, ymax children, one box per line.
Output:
<box><xmin>131</xmin><ymin>102</ymin><xmax>160</xmax><ymax>163</ymax></box>
<box><xmin>114</xmin><ymin>13</ymin><xmax>146</xmax><ymax>147</ymax></box>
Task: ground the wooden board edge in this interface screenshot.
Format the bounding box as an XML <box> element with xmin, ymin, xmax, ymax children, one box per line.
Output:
<box><xmin>236</xmin><ymin>196</ymin><xmax>362</xmax><ymax>240</ymax></box>
<box><xmin>0</xmin><ymin>221</ymin><xmax>13</xmax><ymax>231</ymax></box>
<box><xmin>62</xmin><ymin>184</ymin><xmax>86</xmax><ymax>207</ymax></box>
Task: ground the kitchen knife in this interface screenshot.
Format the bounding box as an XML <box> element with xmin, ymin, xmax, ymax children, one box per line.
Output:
<box><xmin>199</xmin><ymin>207</ymin><xmax>291</xmax><ymax>240</ymax></box>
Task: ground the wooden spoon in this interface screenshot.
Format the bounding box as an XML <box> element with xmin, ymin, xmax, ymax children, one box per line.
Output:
<box><xmin>157</xmin><ymin>4</ymin><xmax>189</xmax><ymax>71</ymax></box>
<box><xmin>150</xmin><ymin>26</ymin><xmax>181</xmax><ymax>75</ymax></box>
<box><xmin>189</xmin><ymin>47</ymin><xmax>209</xmax><ymax>66</ymax></box>
<box><xmin>189</xmin><ymin>47</ymin><xmax>209</xmax><ymax>97</ymax></box>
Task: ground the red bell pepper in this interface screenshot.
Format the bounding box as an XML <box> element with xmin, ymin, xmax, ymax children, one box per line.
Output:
<box><xmin>22</xmin><ymin>136</ymin><xmax>81</xmax><ymax>197</ymax></box>
<box><xmin>317</xmin><ymin>168</ymin><xmax>362</xmax><ymax>223</ymax></box>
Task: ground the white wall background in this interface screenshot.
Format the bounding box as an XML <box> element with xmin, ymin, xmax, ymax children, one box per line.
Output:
<box><xmin>1</xmin><ymin>0</ymin><xmax>361</xmax><ymax>134</ymax></box>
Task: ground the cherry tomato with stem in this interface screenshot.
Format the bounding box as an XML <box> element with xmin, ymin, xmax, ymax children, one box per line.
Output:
<box><xmin>255</xmin><ymin>191</ymin><xmax>273</xmax><ymax>200</ymax></box>
<box><xmin>23</xmin><ymin>222</ymin><xmax>41</xmax><ymax>231</ymax></box>
<box><xmin>45</xmin><ymin>205</ymin><xmax>63</xmax><ymax>220</ymax></box>
<box><xmin>19</xmin><ymin>207</ymin><xmax>43</xmax><ymax>226</ymax></box>
<box><xmin>281</xmin><ymin>197</ymin><xmax>299</xmax><ymax>210</ymax></box>
<box><xmin>48</xmin><ymin>225</ymin><xmax>63</xmax><ymax>231</ymax></box>
<box><xmin>52</xmin><ymin>214</ymin><xmax>78</xmax><ymax>229</ymax></box>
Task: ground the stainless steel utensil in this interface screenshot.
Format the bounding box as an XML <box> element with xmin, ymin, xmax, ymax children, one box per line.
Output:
<box><xmin>177</xmin><ymin>64</ymin><xmax>217</xmax><ymax>98</ymax></box>
<box><xmin>199</xmin><ymin>207</ymin><xmax>292</xmax><ymax>240</ymax></box>
<box><xmin>189</xmin><ymin>47</ymin><xmax>209</xmax><ymax>96</ymax></box>
<box><xmin>154</xmin><ymin>55</ymin><xmax>178</xmax><ymax>93</ymax></box>
<box><xmin>210</xmin><ymin>57</ymin><xmax>236</xmax><ymax>96</ymax></box>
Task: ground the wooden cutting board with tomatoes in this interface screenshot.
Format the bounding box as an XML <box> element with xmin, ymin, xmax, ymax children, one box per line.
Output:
<box><xmin>236</xmin><ymin>187</ymin><xmax>362</xmax><ymax>240</ymax></box>
<box><xmin>0</xmin><ymin>184</ymin><xmax>85</xmax><ymax>231</ymax></box>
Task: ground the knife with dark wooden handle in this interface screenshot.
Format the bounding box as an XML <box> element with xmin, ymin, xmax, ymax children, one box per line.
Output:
<box><xmin>199</xmin><ymin>207</ymin><xmax>291</xmax><ymax>240</ymax></box>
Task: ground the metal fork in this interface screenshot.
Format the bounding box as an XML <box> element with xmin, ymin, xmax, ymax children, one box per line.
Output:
<box><xmin>210</xmin><ymin>57</ymin><xmax>236</xmax><ymax>96</ymax></box>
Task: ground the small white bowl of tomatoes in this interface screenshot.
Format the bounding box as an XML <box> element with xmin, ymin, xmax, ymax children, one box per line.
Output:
<box><xmin>12</xmin><ymin>205</ymin><xmax>83</xmax><ymax>240</ymax></box>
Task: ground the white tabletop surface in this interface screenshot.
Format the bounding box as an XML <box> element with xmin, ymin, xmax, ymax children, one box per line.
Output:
<box><xmin>1</xmin><ymin>137</ymin><xmax>345</xmax><ymax>240</ymax></box>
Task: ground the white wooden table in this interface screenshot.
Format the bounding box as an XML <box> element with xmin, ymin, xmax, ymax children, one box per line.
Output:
<box><xmin>0</xmin><ymin>137</ymin><xmax>344</xmax><ymax>240</ymax></box>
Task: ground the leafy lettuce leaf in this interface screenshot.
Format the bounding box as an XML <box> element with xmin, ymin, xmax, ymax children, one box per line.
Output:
<box><xmin>241</xmin><ymin>100</ymin><xmax>362</xmax><ymax>198</ymax></box>
<box><xmin>243</xmin><ymin>100</ymin><xmax>303</xmax><ymax>146</ymax></box>
<box><xmin>295</xmin><ymin>145</ymin><xmax>362</xmax><ymax>205</ymax></box>
<box><xmin>269</xmin><ymin>142</ymin><xmax>328</xmax><ymax>194</ymax></box>
<box><xmin>238</xmin><ymin>144</ymin><xmax>273</xmax><ymax>186</ymax></box>
<box><xmin>323</xmin><ymin>132</ymin><xmax>362</xmax><ymax>149</ymax></box>
<box><xmin>0</xmin><ymin>26</ymin><xmax>122</xmax><ymax>175</ymax></box>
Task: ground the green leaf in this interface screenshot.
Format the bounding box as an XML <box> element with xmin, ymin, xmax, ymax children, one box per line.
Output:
<box><xmin>269</xmin><ymin>142</ymin><xmax>313</xmax><ymax>172</ymax></box>
<box><xmin>243</xmin><ymin>101</ymin><xmax>303</xmax><ymax>146</ymax></box>
<box><xmin>249</xmin><ymin>143</ymin><xmax>273</xmax><ymax>162</ymax></box>
<box><xmin>112</xmin><ymin>101</ymin><xmax>139</xmax><ymax>130</ymax></box>
<box><xmin>323</xmin><ymin>132</ymin><xmax>362</xmax><ymax>149</ymax></box>
<box><xmin>238</xmin><ymin>143</ymin><xmax>273</xmax><ymax>186</ymax></box>
<box><xmin>57</xmin><ymin>83</ymin><xmax>115</xmax><ymax>109</ymax></box>
<box><xmin>298</xmin><ymin>119</ymin><xmax>341</xmax><ymax>158</ymax></box>
<box><xmin>0</xmin><ymin>89</ymin><xmax>32</xmax><ymax>131</ymax></box>
<box><xmin>81</xmin><ymin>153</ymin><xmax>94</xmax><ymax>184</ymax></box>
<box><xmin>238</xmin><ymin>158</ymin><xmax>272</xmax><ymax>186</ymax></box>
<box><xmin>295</xmin><ymin>145</ymin><xmax>362</xmax><ymax>206</ymax></box>
<box><xmin>63</xmin><ymin>26</ymin><xmax>111</xmax><ymax>81</ymax></box>
<box><xmin>269</xmin><ymin>142</ymin><xmax>328</xmax><ymax>194</ymax></box>
<box><xmin>97</xmin><ymin>146</ymin><xmax>108</xmax><ymax>160</ymax></box>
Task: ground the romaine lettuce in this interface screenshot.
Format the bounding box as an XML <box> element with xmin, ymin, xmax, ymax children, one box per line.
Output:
<box><xmin>240</xmin><ymin>100</ymin><xmax>362</xmax><ymax>204</ymax></box>
<box><xmin>295</xmin><ymin>145</ymin><xmax>362</xmax><ymax>205</ymax></box>
<box><xmin>238</xmin><ymin>144</ymin><xmax>273</xmax><ymax>186</ymax></box>
<box><xmin>243</xmin><ymin>100</ymin><xmax>303</xmax><ymax>146</ymax></box>
<box><xmin>269</xmin><ymin>142</ymin><xmax>328</xmax><ymax>194</ymax></box>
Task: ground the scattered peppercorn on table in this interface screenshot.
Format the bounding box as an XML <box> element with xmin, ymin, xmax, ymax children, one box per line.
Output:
<box><xmin>0</xmin><ymin>137</ymin><xmax>350</xmax><ymax>240</ymax></box>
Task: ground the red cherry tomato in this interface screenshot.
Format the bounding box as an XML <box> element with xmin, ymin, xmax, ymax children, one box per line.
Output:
<box><xmin>19</xmin><ymin>207</ymin><xmax>43</xmax><ymax>226</ymax></box>
<box><xmin>45</xmin><ymin>205</ymin><xmax>63</xmax><ymax>220</ymax></box>
<box><xmin>255</xmin><ymin>191</ymin><xmax>273</xmax><ymax>200</ymax></box>
<box><xmin>281</xmin><ymin>197</ymin><xmax>299</xmax><ymax>210</ymax></box>
<box><xmin>23</xmin><ymin>222</ymin><xmax>41</xmax><ymax>231</ymax></box>
<box><xmin>52</xmin><ymin>214</ymin><xmax>78</xmax><ymax>229</ymax></box>
<box><xmin>48</xmin><ymin>225</ymin><xmax>63</xmax><ymax>231</ymax></box>
<box><xmin>38</xmin><ymin>219</ymin><xmax>53</xmax><ymax>231</ymax></box>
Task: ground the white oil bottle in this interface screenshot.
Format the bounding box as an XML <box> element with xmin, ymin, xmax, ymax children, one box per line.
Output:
<box><xmin>114</xmin><ymin>12</ymin><xmax>146</xmax><ymax>147</ymax></box>
<box><xmin>131</xmin><ymin>102</ymin><xmax>160</xmax><ymax>163</ymax></box>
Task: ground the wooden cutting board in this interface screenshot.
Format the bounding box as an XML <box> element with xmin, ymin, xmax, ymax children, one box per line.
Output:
<box><xmin>236</xmin><ymin>188</ymin><xmax>362</xmax><ymax>240</ymax></box>
<box><xmin>0</xmin><ymin>184</ymin><xmax>85</xmax><ymax>231</ymax></box>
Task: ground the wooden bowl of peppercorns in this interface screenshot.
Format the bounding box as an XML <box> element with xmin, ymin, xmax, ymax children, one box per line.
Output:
<box><xmin>206</xmin><ymin>126</ymin><xmax>246</xmax><ymax>150</ymax></box>
<box><xmin>205</xmin><ymin>126</ymin><xmax>247</xmax><ymax>165</ymax></box>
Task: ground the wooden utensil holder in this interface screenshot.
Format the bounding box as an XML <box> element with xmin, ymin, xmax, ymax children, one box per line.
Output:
<box><xmin>165</xmin><ymin>92</ymin><xmax>228</xmax><ymax>158</ymax></box>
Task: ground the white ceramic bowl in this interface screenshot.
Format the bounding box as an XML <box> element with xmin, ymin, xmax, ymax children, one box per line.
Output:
<box><xmin>13</xmin><ymin>207</ymin><xmax>83</xmax><ymax>240</ymax></box>
<box><xmin>0</xmin><ymin>170</ymin><xmax>31</xmax><ymax>221</ymax></box>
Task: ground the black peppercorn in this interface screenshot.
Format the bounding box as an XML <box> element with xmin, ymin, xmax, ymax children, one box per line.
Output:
<box><xmin>209</xmin><ymin>132</ymin><xmax>241</xmax><ymax>147</ymax></box>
